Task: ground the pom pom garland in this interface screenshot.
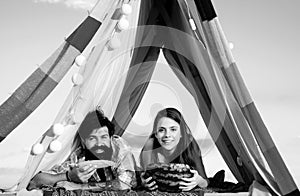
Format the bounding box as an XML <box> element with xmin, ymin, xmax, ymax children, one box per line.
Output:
<box><xmin>32</xmin><ymin>143</ymin><xmax>44</xmax><ymax>155</ymax></box>
<box><xmin>121</xmin><ymin>4</ymin><xmax>132</xmax><ymax>15</ymax></box>
<box><xmin>117</xmin><ymin>18</ymin><xmax>129</xmax><ymax>31</ymax></box>
<box><xmin>71</xmin><ymin>73</ymin><xmax>83</xmax><ymax>86</ymax></box>
<box><xmin>49</xmin><ymin>140</ymin><xmax>62</xmax><ymax>152</ymax></box>
<box><xmin>52</xmin><ymin>123</ymin><xmax>64</xmax><ymax>136</ymax></box>
<box><xmin>107</xmin><ymin>37</ymin><xmax>121</xmax><ymax>50</ymax></box>
<box><xmin>75</xmin><ymin>55</ymin><xmax>86</xmax><ymax>67</ymax></box>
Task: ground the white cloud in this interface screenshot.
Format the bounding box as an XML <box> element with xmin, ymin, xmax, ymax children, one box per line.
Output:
<box><xmin>33</xmin><ymin>0</ymin><xmax>63</xmax><ymax>4</ymax></box>
<box><xmin>33</xmin><ymin>0</ymin><xmax>97</xmax><ymax>10</ymax></box>
<box><xmin>65</xmin><ymin>0</ymin><xmax>97</xmax><ymax>10</ymax></box>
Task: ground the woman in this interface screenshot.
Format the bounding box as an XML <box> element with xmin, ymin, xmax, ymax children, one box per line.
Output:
<box><xmin>140</xmin><ymin>107</ymin><xmax>208</xmax><ymax>191</ymax></box>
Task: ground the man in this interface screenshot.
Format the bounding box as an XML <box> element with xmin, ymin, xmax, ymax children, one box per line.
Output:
<box><xmin>27</xmin><ymin>110</ymin><xmax>137</xmax><ymax>190</ymax></box>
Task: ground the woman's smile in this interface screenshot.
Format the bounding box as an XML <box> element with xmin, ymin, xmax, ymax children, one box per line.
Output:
<box><xmin>162</xmin><ymin>139</ymin><xmax>174</xmax><ymax>144</ymax></box>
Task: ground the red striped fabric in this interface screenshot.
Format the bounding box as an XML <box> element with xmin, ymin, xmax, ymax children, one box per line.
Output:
<box><xmin>194</xmin><ymin>0</ymin><xmax>300</xmax><ymax>194</ymax></box>
<box><xmin>0</xmin><ymin>16</ymin><xmax>101</xmax><ymax>142</ymax></box>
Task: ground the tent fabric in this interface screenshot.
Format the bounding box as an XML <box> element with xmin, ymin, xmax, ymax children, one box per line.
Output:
<box><xmin>197</xmin><ymin>8</ymin><xmax>299</xmax><ymax>194</ymax></box>
<box><xmin>113</xmin><ymin>0</ymin><xmax>299</xmax><ymax>195</ymax></box>
<box><xmin>163</xmin><ymin>49</ymin><xmax>256</xmax><ymax>184</ymax></box>
<box><xmin>0</xmin><ymin>43</ymin><xmax>80</xmax><ymax>141</ymax></box>
<box><xmin>112</xmin><ymin>46</ymin><xmax>160</xmax><ymax>136</ymax></box>
<box><xmin>66</xmin><ymin>16</ymin><xmax>101</xmax><ymax>53</ymax></box>
<box><xmin>16</xmin><ymin>0</ymin><xmax>141</xmax><ymax>190</ymax></box>
<box><xmin>112</xmin><ymin>0</ymin><xmax>256</xmax><ymax>186</ymax></box>
<box><xmin>249</xmin><ymin>181</ymin><xmax>272</xmax><ymax>196</ymax></box>
<box><xmin>0</xmin><ymin>0</ymin><xmax>299</xmax><ymax>196</ymax></box>
<box><xmin>0</xmin><ymin>11</ymin><xmax>103</xmax><ymax>142</ymax></box>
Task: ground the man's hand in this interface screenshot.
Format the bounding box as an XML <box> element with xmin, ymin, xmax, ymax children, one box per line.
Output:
<box><xmin>179</xmin><ymin>169</ymin><xmax>208</xmax><ymax>191</ymax></box>
<box><xmin>68</xmin><ymin>164</ymin><xmax>97</xmax><ymax>183</ymax></box>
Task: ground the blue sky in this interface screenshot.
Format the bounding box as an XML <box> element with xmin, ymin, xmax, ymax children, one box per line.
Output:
<box><xmin>0</xmin><ymin>0</ymin><xmax>299</xmax><ymax>189</ymax></box>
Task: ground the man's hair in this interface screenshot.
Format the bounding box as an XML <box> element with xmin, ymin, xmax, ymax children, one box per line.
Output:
<box><xmin>77</xmin><ymin>110</ymin><xmax>115</xmax><ymax>139</ymax></box>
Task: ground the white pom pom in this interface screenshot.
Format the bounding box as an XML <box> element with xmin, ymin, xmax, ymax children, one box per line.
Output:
<box><xmin>117</xmin><ymin>18</ymin><xmax>129</xmax><ymax>31</ymax></box>
<box><xmin>121</xmin><ymin>4</ymin><xmax>132</xmax><ymax>15</ymax></box>
<box><xmin>228</xmin><ymin>42</ymin><xmax>234</xmax><ymax>49</ymax></box>
<box><xmin>72</xmin><ymin>113</ymin><xmax>84</xmax><ymax>124</ymax></box>
<box><xmin>189</xmin><ymin>18</ymin><xmax>196</xmax><ymax>31</ymax></box>
<box><xmin>49</xmin><ymin>140</ymin><xmax>62</xmax><ymax>152</ymax></box>
<box><xmin>52</xmin><ymin>123</ymin><xmax>64</xmax><ymax>136</ymax></box>
<box><xmin>32</xmin><ymin>143</ymin><xmax>44</xmax><ymax>155</ymax></box>
<box><xmin>72</xmin><ymin>73</ymin><xmax>83</xmax><ymax>86</ymax></box>
<box><xmin>107</xmin><ymin>37</ymin><xmax>121</xmax><ymax>50</ymax></box>
<box><xmin>75</xmin><ymin>55</ymin><xmax>86</xmax><ymax>67</ymax></box>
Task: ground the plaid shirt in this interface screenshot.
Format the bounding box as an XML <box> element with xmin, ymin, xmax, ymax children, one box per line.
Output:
<box><xmin>50</xmin><ymin>135</ymin><xmax>136</xmax><ymax>189</ymax></box>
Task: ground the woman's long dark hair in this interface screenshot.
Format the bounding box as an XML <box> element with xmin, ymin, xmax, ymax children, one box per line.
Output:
<box><xmin>140</xmin><ymin>107</ymin><xmax>207</xmax><ymax>178</ymax></box>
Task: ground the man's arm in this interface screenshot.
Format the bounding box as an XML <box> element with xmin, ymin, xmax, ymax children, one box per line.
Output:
<box><xmin>27</xmin><ymin>172</ymin><xmax>68</xmax><ymax>190</ymax></box>
<box><xmin>114</xmin><ymin>152</ymin><xmax>137</xmax><ymax>190</ymax></box>
<box><xmin>27</xmin><ymin>164</ymin><xmax>96</xmax><ymax>190</ymax></box>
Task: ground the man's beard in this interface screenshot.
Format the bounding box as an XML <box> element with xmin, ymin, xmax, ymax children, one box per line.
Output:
<box><xmin>85</xmin><ymin>145</ymin><xmax>113</xmax><ymax>161</ymax></box>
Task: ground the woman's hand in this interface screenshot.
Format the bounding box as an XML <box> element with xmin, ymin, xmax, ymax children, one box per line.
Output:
<box><xmin>141</xmin><ymin>172</ymin><xmax>158</xmax><ymax>191</ymax></box>
<box><xmin>179</xmin><ymin>169</ymin><xmax>208</xmax><ymax>191</ymax></box>
<box><xmin>68</xmin><ymin>164</ymin><xmax>96</xmax><ymax>183</ymax></box>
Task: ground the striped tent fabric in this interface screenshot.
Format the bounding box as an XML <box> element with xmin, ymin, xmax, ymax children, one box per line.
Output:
<box><xmin>191</xmin><ymin>0</ymin><xmax>300</xmax><ymax>195</ymax></box>
<box><xmin>111</xmin><ymin>0</ymin><xmax>300</xmax><ymax>195</ymax></box>
<box><xmin>15</xmin><ymin>0</ymin><xmax>140</xmax><ymax>191</ymax></box>
<box><xmin>110</xmin><ymin>1</ymin><xmax>255</xmax><ymax>186</ymax></box>
<box><xmin>0</xmin><ymin>7</ymin><xmax>102</xmax><ymax>143</ymax></box>
<box><xmin>6</xmin><ymin>0</ymin><xmax>129</xmax><ymax>190</ymax></box>
<box><xmin>111</xmin><ymin>0</ymin><xmax>262</xmax><ymax>188</ymax></box>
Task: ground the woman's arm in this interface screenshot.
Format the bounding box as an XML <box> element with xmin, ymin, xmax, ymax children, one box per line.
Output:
<box><xmin>179</xmin><ymin>169</ymin><xmax>208</xmax><ymax>191</ymax></box>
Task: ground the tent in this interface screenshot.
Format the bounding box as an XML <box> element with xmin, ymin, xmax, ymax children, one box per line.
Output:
<box><xmin>0</xmin><ymin>0</ymin><xmax>299</xmax><ymax>195</ymax></box>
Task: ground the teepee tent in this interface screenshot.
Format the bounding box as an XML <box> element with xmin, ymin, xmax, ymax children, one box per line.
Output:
<box><xmin>0</xmin><ymin>0</ymin><xmax>299</xmax><ymax>195</ymax></box>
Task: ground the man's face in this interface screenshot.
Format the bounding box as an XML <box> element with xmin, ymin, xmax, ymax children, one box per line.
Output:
<box><xmin>84</xmin><ymin>126</ymin><xmax>112</xmax><ymax>160</ymax></box>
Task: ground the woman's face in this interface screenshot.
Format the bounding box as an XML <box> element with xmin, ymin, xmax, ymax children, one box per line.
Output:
<box><xmin>155</xmin><ymin>117</ymin><xmax>181</xmax><ymax>153</ymax></box>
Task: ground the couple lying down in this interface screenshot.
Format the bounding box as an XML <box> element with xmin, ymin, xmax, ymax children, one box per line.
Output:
<box><xmin>27</xmin><ymin>107</ymin><xmax>208</xmax><ymax>192</ymax></box>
